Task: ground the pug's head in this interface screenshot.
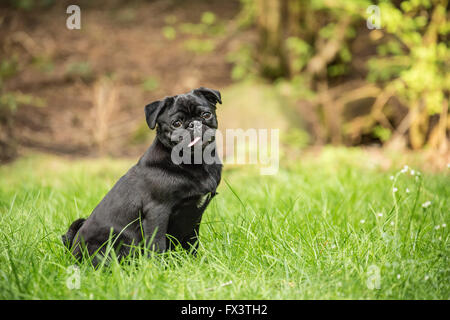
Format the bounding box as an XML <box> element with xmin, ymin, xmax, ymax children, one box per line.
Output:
<box><xmin>145</xmin><ymin>87</ymin><xmax>221</xmax><ymax>150</ymax></box>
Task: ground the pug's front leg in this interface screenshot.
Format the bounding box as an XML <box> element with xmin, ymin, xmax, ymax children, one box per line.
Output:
<box><xmin>143</xmin><ymin>205</ymin><xmax>170</xmax><ymax>253</ymax></box>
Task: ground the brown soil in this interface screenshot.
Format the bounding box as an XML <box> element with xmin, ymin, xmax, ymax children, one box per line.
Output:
<box><xmin>1</xmin><ymin>0</ymin><xmax>240</xmax><ymax>158</ymax></box>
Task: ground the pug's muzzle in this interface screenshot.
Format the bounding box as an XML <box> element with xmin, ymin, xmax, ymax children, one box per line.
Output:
<box><xmin>171</xmin><ymin>121</ymin><xmax>216</xmax><ymax>150</ymax></box>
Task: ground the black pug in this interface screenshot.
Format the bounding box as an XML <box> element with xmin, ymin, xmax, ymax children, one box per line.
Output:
<box><xmin>62</xmin><ymin>87</ymin><xmax>222</xmax><ymax>265</ymax></box>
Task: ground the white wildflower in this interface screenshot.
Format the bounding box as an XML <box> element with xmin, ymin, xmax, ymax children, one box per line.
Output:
<box><xmin>389</xmin><ymin>175</ymin><xmax>394</xmax><ymax>180</ymax></box>
<box><xmin>424</xmin><ymin>275</ymin><xmax>429</xmax><ymax>281</ymax></box>
<box><xmin>422</xmin><ymin>201</ymin><xmax>432</xmax><ymax>208</ymax></box>
<box><xmin>435</xmin><ymin>225</ymin><xmax>440</xmax><ymax>230</ymax></box>
<box><xmin>406</xmin><ymin>188</ymin><xmax>410</xmax><ymax>193</ymax></box>
<box><xmin>393</xmin><ymin>187</ymin><xmax>398</xmax><ymax>193</ymax></box>
<box><xmin>442</xmin><ymin>223</ymin><xmax>446</xmax><ymax>228</ymax></box>
<box><xmin>360</xmin><ymin>219</ymin><xmax>365</xmax><ymax>224</ymax></box>
<box><xmin>410</xmin><ymin>169</ymin><xmax>415</xmax><ymax>175</ymax></box>
<box><xmin>397</xmin><ymin>274</ymin><xmax>401</xmax><ymax>279</ymax></box>
<box><xmin>377</xmin><ymin>213</ymin><xmax>383</xmax><ymax>217</ymax></box>
<box><xmin>390</xmin><ymin>221</ymin><xmax>395</xmax><ymax>226</ymax></box>
<box><xmin>400</xmin><ymin>165</ymin><xmax>408</xmax><ymax>173</ymax></box>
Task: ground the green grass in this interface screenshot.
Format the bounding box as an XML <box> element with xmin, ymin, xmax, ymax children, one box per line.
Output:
<box><xmin>0</xmin><ymin>148</ymin><xmax>448</xmax><ymax>299</ymax></box>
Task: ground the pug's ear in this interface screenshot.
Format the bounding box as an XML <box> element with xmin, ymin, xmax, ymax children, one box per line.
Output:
<box><xmin>145</xmin><ymin>97</ymin><xmax>172</xmax><ymax>130</ymax></box>
<box><xmin>193</xmin><ymin>87</ymin><xmax>222</xmax><ymax>105</ymax></box>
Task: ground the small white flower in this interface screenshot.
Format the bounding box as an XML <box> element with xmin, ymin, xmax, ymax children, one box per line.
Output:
<box><xmin>435</xmin><ymin>225</ymin><xmax>440</xmax><ymax>230</ymax></box>
<box><xmin>442</xmin><ymin>223</ymin><xmax>446</xmax><ymax>228</ymax></box>
<box><xmin>422</xmin><ymin>201</ymin><xmax>432</xmax><ymax>208</ymax></box>
<box><xmin>390</xmin><ymin>221</ymin><xmax>395</xmax><ymax>226</ymax></box>
<box><xmin>424</xmin><ymin>275</ymin><xmax>429</xmax><ymax>281</ymax></box>
<box><xmin>393</xmin><ymin>187</ymin><xmax>398</xmax><ymax>193</ymax></box>
<box><xmin>410</xmin><ymin>169</ymin><xmax>415</xmax><ymax>175</ymax></box>
<box><xmin>406</xmin><ymin>188</ymin><xmax>410</xmax><ymax>193</ymax></box>
<box><xmin>400</xmin><ymin>165</ymin><xmax>408</xmax><ymax>173</ymax></box>
<box><xmin>389</xmin><ymin>175</ymin><xmax>394</xmax><ymax>180</ymax></box>
<box><xmin>377</xmin><ymin>213</ymin><xmax>383</xmax><ymax>217</ymax></box>
<box><xmin>360</xmin><ymin>219</ymin><xmax>365</xmax><ymax>224</ymax></box>
<box><xmin>397</xmin><ymin>274</ymin><xmax>401</xmax><ymax>279</ymax></box>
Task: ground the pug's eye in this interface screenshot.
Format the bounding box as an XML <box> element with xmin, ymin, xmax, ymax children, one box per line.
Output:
<box><xmin>202</xmin><ymin>112</ymin><xmax>212</xmax><ymax>120</ymax></box>
<box><xmin>172</xmin><ymin>120</ymin><xmax>183</xmax><ymax>128</ymax></box>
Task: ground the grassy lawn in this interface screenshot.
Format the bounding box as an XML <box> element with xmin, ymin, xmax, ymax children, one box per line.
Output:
<box><xmin>0</xmin><ymin>148</ymin><xmax>448</xmax><ymax>299</ymax></box>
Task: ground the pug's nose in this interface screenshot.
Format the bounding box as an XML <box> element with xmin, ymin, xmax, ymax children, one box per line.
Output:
<box><xmin>188</xmin><ymin>120</ymin><xmax>202</xmax><ymax>130</ymax></box>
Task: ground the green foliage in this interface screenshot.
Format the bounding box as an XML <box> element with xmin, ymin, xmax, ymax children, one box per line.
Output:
<box><xmin>183</xmin><ymin>39</ymin><xmax>215</xmax><ymax>54</ymax></box>
<box><xmin>232</xmin><ymin>0</ymin><xmax>449</xmax><ymax>149</ymax></box>
<box><xmin>7</xmin><ymin>0</ymin><xmax>54</xmax><ymax>10</ymax></box>
<box><xmin>200</xmin><ymin>12</ymin><xmax>216</xmax><ymax>25</ymax></box>
<box><xmin>31</xmin><ymin>55</ymin><xmax>55</xmax><ymax>73</ymax></box>
<box><xmin>179</xmin><ymin>23</ymin><xmax>205</xmax><ymax>36</ymax></box>
<box><xmin>275</xmin><ymin>76</ymin><xmax>316</xmax><ymax>100</ymax></box>
<box><xmin>234</xmin><ymin>0</ymin><xmax>257</xmax><ymax>28</ymax></box>
<box><xmin>164</xmin><ymin>11</ymin><xmax>224</xmax><ymax>42</ymax></box>
<box><xmin>141</xmin><ymin>76</ymin><xmax>159</xmax><ymax>92</ymax></box>
<box><xmin>0</xmin><ymin>57</ymin><xmax>46</xmax><ymax>112</ymax></box>
<box><xmin>368</xmin><ymin>1</ymin><xmax>449</xmax><ymax>116</ymax></box>
<box><xmin>0</xmin><ymin>92</ymin><xmax>45</xmax><ymax>112</ymax></box>
<box><xmin>373</xmin><ymin>125</ymin><xmax>392</xmax><ymax>142</ymax></box>
<box><xmin>179</xmin><ymin>22</ymin><xmax>225</xmax><ymax>37</ymax></box>
<box><xmin>164</xmin><ymin>15</ymin><xmax>177</xmax><ymax>25</ymax></box>
<box><xmin>281</xmin><ymin>127</ymin><xmax>310</xmax><ymax>148</ymax></box>
<box><xmin>162</xmin><ymin>26</ymin><xmax>176</xmax><ymax>40</ymax></box>
<box><xmin>162</xmin><ymin>11</ymin><xmax>224</xmax><ymax>56</ymax></box>
<box><xmin>0</xmin><ymin>58</ymin><xmax>19</xmax><ymax>82</ymax></box>
<box><xmin>286</xmin><ymin>37</ymin><xmax>312</xmax><ymax>73</ymax></box>
<box><xmin>65</xmin><ymin>61</ymin><xmax>93</xmax><ymax>82</ymax></box>
<box><xmin>227</xmin><ymin>45</ymin><xmax>256</xmax><ymax>80</ymax></box>
<box><xmin>130</xmin><ymin>121</ymin><xmax>155</xmax><ymax>145</ymax></box>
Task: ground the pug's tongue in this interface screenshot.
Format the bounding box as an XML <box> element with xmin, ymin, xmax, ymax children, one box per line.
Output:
<box><xmin>188</xmin><ymin>136</ymin><xmax>201</xmax><ymax>147</ymax></box>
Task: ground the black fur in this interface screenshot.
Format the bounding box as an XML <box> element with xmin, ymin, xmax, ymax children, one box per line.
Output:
<box><xmin>62</xmin><ymin>87</ymin><xmax>222</xmax><ymax>265</ymax></box>
<box><xmin>61</xmin><ymin>218</ymin><xmax>85</xmax><ymax>247</ymax></box>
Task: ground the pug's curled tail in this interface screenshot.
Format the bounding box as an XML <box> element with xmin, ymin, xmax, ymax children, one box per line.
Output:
<box><xmin>61</xmin><ymin>218</ymin><xmax>86</xmax><ymax>249</ymax></box>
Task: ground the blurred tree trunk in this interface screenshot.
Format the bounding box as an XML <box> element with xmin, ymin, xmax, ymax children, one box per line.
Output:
<box><xmin>255</xmin><ymin>0</ymin><xmax>310</xmax><ymax>78</ymax></box>
<box><xmin>285</xmin><ymin>0</ymin><xmax>303</xmax><ymax>78</ymax></box>
<box><xmin>287</xmin><ymin>0</ymin><xmax>301</xmax><ymax>37</ymax></box>
<box><xmin>255</xmin><ymin>0</ymin><xmax>288</xmax><ymax>78</ymax></box>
